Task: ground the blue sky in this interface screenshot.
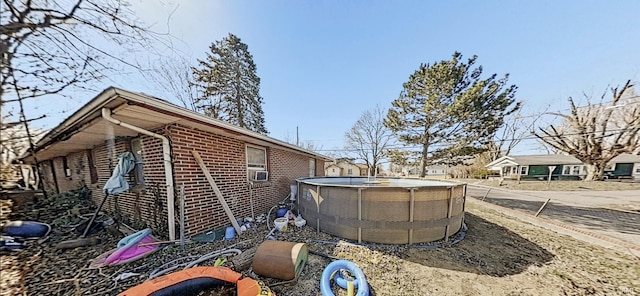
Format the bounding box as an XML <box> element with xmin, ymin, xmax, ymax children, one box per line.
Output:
<box><xmin>26</xmin><ymin>0</ymin><xmax>640</xmax><ymax>156</ymax></box>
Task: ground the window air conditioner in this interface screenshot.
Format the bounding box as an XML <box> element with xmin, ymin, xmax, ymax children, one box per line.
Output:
<box><xmin>254</xmin><ymin>170</ymin><xmax>268</xmax><ymax>181</ymax></box>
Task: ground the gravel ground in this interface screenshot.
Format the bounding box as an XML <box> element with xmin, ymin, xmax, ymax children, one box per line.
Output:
<box><xmin>2</xmin><ymin>191</ymin><xmax>639</xmax><ymax>296</ymax></box>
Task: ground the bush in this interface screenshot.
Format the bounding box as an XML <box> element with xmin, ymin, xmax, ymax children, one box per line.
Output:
<box><xmin>472</xmin><ymin>169</ymin><xmax>491</xmax><ymax>179</ymax></box>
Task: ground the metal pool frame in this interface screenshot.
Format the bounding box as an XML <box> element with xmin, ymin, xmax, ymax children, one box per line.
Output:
<box><xmin>296</xmin><ymin>177</ymin><xmax>466</xmax><ymax>244</ymax></box>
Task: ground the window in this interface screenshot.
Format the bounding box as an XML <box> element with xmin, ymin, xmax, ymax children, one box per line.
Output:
<box><xmin>520</xmin><ymin>166</ymin><xmax>528</xmax><ymax>175</ymax></box>
<box><xmin>572</xmin><ymin>165</ymin><xmax>582</xmax><ymax>175</ymax></box>
<box><xmin>347</xmin><ymin>168</ymin><xmax>353</xmax><ymax>175</ymax></box>
<box><xmin>503</xmin><ymin>166</ymin><xmax>517</xmax><ymax>175</ymax></box>
<box><xmin>563</xmin><ymin>165</ymin><xmax>583</xmax><ymax>175</ymax></box>
<box><xmin>246</xmin><ymin>145</ymin><xmax>267</xmax><ymax>181</ymax></box>
<box><xmin>604</xmin><ymin>163</ymin><xmax>615</xmax><ymax>171</ymax></box>
<box><xmin>87</xmin><ymin>149</ymin><xmax>98</xmax><ymax>184</ymax></box>
<box><xmin>309</xmin><ymin>159</ymin><xmax>315</xmax><ymax>177</ymax></box>
<box><xmin>63</xmin><ymin>157</ymin><xmax>71</xmax><ymax>177</ymax></box>
<box><xmin>131</xmin><ymin>138</ymin><xmax>145</xmax><ymax>186</ymax></box>
<box><xmin>331</xmin><ymin>168</ymin><xmax>335</xmax><ymax>173</ymax></box>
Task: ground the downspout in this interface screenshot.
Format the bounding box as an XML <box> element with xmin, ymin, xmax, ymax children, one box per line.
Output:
<box><xmin>101</xmin><ymin>108</ymin><xmax>176</xmax><ymax>241</ymax></box>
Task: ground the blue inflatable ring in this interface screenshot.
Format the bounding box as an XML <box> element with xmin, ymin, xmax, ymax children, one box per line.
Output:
<box><xmin>320</xmin><ymin>260</ymin><xmax>369</xmax><ymax>296</ymax></box>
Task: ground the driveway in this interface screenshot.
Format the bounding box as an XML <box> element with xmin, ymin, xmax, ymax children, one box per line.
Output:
<box><xmin>465</xmin><ymin>184</ymin><xmax>640</xmax><ymax>247</ymax></box>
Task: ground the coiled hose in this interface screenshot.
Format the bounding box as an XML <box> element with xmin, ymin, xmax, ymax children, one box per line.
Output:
<box><xmin>320</xmin><ymin>260</ymin><xmax>369</xmax><ymax>296</ymax></box>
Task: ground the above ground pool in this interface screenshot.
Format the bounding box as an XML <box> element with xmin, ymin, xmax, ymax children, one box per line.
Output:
<box><xmin>296</xmin><ymin>177</ymin><xmax>466</xmax><ymax>244</ymax></box>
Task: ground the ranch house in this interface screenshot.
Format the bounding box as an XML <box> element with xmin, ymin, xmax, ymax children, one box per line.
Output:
<box><xmin>22</xmin><ymin>87</ymin><xmax>330</xmax><ymax>240</ymax></box>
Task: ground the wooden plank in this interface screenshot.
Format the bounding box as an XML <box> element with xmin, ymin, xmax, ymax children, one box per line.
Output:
<box><xmin>191</xmin><ymin>150</ymin><xmax>242</xmax><ymax>235</ymax></box>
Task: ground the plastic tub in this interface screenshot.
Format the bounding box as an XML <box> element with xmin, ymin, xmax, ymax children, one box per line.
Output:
<box><xmin>273</xmin><ymin>218</ymin><xmax>288</xmax><ymax>232</ymax></box>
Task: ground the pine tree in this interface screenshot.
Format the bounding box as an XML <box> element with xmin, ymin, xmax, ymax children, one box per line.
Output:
<box><xmin>384</xmin><ymin>52</ymin><xmax>520</xmax><ymax>176</ymax></box>
<box><xmin>191</xmin><ymin>33</ymin><xmax>268</xmax><ymax>134</ymax></box>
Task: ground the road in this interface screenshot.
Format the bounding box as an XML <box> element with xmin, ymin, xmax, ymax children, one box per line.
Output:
<box><xmin>465</xmin><ymin>185</ymin><xmax>640</xmax><ymax>247</ymax></box>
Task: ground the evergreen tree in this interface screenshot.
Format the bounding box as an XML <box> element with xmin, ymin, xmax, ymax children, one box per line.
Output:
<box><xmin>191</xmin><ymin>33</ymin><xmax>268</xmax><ymax>134</ymax></box>
<box><xmin>384</xmin><ymin>52</ymin><xmax>520</xmax><ymax>176</ymax></box>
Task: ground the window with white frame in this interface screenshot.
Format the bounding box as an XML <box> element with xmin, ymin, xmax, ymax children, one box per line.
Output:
<box><xmin>309</xmin><ymin>159</ymin><xmax>315</xmax><ymax>177</ymax></box>
<box><xmin>572</xmin><ymin>165</ymin><xmax>583</xmax><ymax>175</ymax></box>
<box><xmin>520</xmin><ymin>166</ymin><xmax>528</xmax><ymax>175</ymax></box>
<box><xmin>563</xmin><ymin>165</ymin><xmax>583</xmax><ymax>175</ymax></box>
<box><xmin>347</xmin><ymin>168</ymin><xmax>353</xmax><ymax>175</ymax></box>
<box><xmin>246</xmin><ymin>145</ymin><xmax>267</xmax><ymax>181</ymax></box>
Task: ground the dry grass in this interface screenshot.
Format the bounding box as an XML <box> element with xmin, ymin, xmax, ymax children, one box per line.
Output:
<box><xmin>457</xmin><ymin>178</ymin><xmax>640</xmax><ymax>191</ymax></box>
<box><xmin>3</xmin><ymin>188</ymin><xmax>640</xmax><ymax>295</ymax></box>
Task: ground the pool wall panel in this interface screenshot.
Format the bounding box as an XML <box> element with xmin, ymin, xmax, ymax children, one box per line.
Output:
<box><xmin>297</xmin><ymin>178</ymin><xmax>466</xmax><ymax>244</ymax></box>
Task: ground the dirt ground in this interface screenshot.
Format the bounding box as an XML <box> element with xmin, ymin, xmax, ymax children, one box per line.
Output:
<box><xmin>1</xmin><ymin>192</ymin><xmax>639</xmax><ymax>296</ymax></box>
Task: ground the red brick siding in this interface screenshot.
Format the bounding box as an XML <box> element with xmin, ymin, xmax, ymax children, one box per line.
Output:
<box><xmin>89</xmin><ymin>134</ymin><xmax>170</xmax><ymax>235</ymax></box>
<box><xmin>41</xmin><ymin>151</ymin><xmax>94</xmax><ymax>193</ymax></box>
<box><xmin>39</xmin><ymin>160</ymin><xmax>57</xmax><ymax>194</ymax></box>
<box><xmin>168</xmin><ymin>123</ymin><xmax>325</xmax><ymax>237</ymax></box>
<box><xmin>37</xmin><ymin>122</ymin><xmax>326</xmax><ymax>239</ymax></box>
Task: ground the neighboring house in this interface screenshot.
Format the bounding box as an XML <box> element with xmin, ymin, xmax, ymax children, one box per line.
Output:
<box><xmin>340</xmin><ymin>162</ymin><xmax>360</xmax><ymax>176</ymax></box>
<box><xmin>424</xmin><ymin>166</ymin><xmax>447</xmax><ymax>178</ymax></box>
<box><xmin>22</xmin><ymin>87</ymin><xmax>330</xmax><ymax>240</ymax></box>
<box><xmin>355</xmin><ymin>164</ymin><xmax>369</xmax><ymax>176</ymax></box>
<box><xmin>486</xmin><ymin>154</ymin><xmax>586</xmax><ymax>180</ymax></box>
<box><xmin>323</xmin><ymin>160</ymin><xmax>365</xmax><ymax>176</ymax></box>
<box><xmin>402</xmin><ymin>166</ymin><xmax>420</xmax><ymax>177</ymax></box>
<box><xmin>486</xmin><ymin>154</ymin><xmax>640</xmax><ymax>180</ymax></box>
<box><xmin>604</xmin><ymin>154</ymin><xmax>640</xmax><ymax>179</ymax></box>
<box><xmin>390</xmin><ymin>165</ymin><xmax>447</xmax><ymax>178</ymax></box>
<box><xmin>325</xmin><ymin>163</ymin><xmax>341</xmax><ymax>177</ymax></box>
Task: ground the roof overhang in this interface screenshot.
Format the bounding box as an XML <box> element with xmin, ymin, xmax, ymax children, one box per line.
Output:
<box><xmin>23</xmin><ymin>87</ymin><xmax>332</xmax><ymax>163</ymax></box>
<box><xmin>485</xmin><ymin>156</ymin><xmax>516</xmax><ymax>168</ymax></box>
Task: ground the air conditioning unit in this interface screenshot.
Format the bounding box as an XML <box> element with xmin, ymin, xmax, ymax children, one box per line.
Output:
<box><xmin>254</xmin><ymin>170</ymin><xmax>268</xmax><ymax>181</ymax></box>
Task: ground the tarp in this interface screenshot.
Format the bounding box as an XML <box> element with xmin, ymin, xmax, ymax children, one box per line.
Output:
<box><xmin>103</xmin><ymin>152</ymin><xmax>136</xmax><ymax>195</ymax></box>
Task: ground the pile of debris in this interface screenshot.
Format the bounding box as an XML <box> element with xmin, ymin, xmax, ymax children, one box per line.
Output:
<box><xmin>2</xmin><ymin>184</ymin><xmax>469</xmax><ymax>296</ymax></box>
<box><xmin>0</xmin><ymin>190</ymin><xmax>366</xmax><ymax>296</ymax></box>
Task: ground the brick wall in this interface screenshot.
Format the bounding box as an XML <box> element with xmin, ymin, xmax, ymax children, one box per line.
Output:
<box><xmin>169</xmin><ymin>123</ymin><xmax>325</xmax><ymax>237</ymax></box>
<box><xmin>38</xmin><ymin>123</ymin><xmax>326</xmax><ymax>239</ymax></box>
<box><xmin>39</xmin><ymin>160</ymin><xmax>57</xmax><ymax>194</ymax></box>
<box><xmin>89</xmin><ymin>134</ymin><xmax>170</xmax><ymax>235</ymax></box>
<box><xmin>41</xmin><ymin>150</ymin><xmax>95</xmax><ymax>194</ymax></box>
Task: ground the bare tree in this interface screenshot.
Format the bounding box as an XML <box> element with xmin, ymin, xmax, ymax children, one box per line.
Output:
<box><xmin>1</xmin><ymin>0</ymin><xmax>168</xmax><ymax>188</ymax></box>
<box><xmin>146</xmin><ymin>56</ymin><xmax>199</xmax><ymax>111</ymax></box>
<box><xmin>477</xmin><ymin>103</ymin><xmax>548</xmax><ymax>164</ymax></box>
<box><xmin>533</xmin><ymin>80</ymin><xmax>640</xmax><ymax>180</ymax></box>
<box><xmin>1</xmin><ymin>0</ymin><xmax>162</xmax><ymax>104</ymax></box>
<box><xmin>0</xmin><ymin>119</ymin><xmax>42</xmax><ymax>165</ymax></box>
<box><xmin>345</xmin><ymin>105</ymin><xmax>395</xmax><ymax>176</ymax></box>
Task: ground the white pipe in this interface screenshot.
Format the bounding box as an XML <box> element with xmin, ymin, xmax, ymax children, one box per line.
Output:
<box><xmin>101</xmin><ymin>108</ymin><xmax>176</xmax><ymax>240</ymax></box>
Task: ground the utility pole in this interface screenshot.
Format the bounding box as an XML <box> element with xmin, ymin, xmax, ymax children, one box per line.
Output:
<box><xmin>296</xmin><ymin>126</ymin><xmax>299</xmax><ymax>146</ymax></box>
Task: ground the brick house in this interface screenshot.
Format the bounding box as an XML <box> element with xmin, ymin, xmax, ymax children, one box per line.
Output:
<box><xmin>23</xmin><ymin>87</ymin><xmax>330</xmax><ymax>240</ymax></box>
